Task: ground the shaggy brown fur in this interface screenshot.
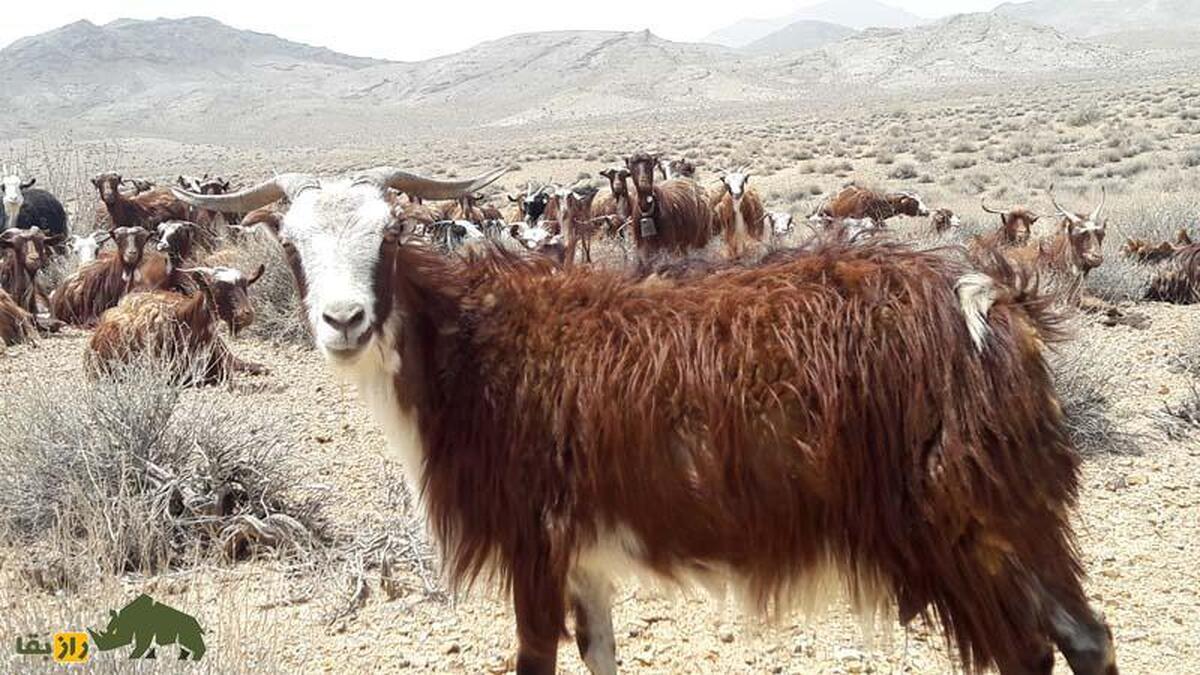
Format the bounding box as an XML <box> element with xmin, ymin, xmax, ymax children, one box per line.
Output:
<box><xmin>979</xmin><ymin>202</ymin><xmax>1041</xmax><ymax>247</ymax></box>
<box><xmin>1145</xmin><ymin>243</ymin><xmax>1200</xmax><ymax>304</ymax></box>
<box><xmin>92</xmin><ymin>172</ymin><xmax>196</xmax><ymax>231</ymax></box>
<box><xmin>709</xmin><ymin>182</ymin><xmax>766</xmax><ymax>255</ymax></box>
<box><xmin>1</xmin><ymin>226</ymin><xmax>56</xmax><ymax>314</ymax></box>
<box><xmin>322</xmin><ymin>230</ymin><xmax>1115</xmax><ymax>675</ymax></box>
<box><xmin>85</xmin><ymin>269</ymin><xmax>266</xmax><ymax>384</ymax></box>
<box><xmin>627</xmin><ymin>153</ymin><xmax>713</xmax><ymax>255</ymax></box>
<box><xmin>0</xmin><ymin>287</ymin><xmax>36</xmax><ymax>346</ymax></box>
<box><xmin>50</xmin><ymin>227</ymin><xmax>160</xmax><ymax>327</ymax></box>
<box><xmin>1123</xmin><ymin>229</ymin><xmax>1193</xmax><ymax>264</ymax></box>
<box><xmin>815</xmin><ymin>185</ymin><xmax>928</xmax><ymax>223</ymax></box>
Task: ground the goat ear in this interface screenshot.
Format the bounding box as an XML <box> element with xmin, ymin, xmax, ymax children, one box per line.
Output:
<box><xmin>20</xmin><ymin>177</ymin><xmax>35</xmax><ymax>189</ymax></box>
<box><xmin>177</xmin><ymin>176</ymin><xmax>187</xmax><ymax>188</ymax></box>
<box><xmin>92</xmin><ymin>177</ymin><xmax>102</xmax><ymax>188</ymax></box>
<box><xmin>599</xmin><ymin>168</ymin><xmax>615</xmax><ymax>180</ymax></box>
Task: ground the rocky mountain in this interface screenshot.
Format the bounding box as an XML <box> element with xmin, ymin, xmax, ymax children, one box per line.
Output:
<box><xmin>704</xmin><ymin>0</ymin><xmax>922</xmax><ymax>48</ymax></box>
<box><xmin>995</xmin><ymin>0</ymin><xmax>1200</xmax><ymax>38</ymax></box>
<box><xmin>332</xmin><ymin>30</ymin><xmax>786</xmax><ymax>127</ymax></box>
<box><xmin>772</xmin><ymin>12</ymin><xmax>1123</xmax><ymax>88</ymax></box>
<box><xmin>743</xmin><ymin>20</ymin><xmax>858</xmax><ymax>55</ymax></box>
<box><xmin>0</xmin><ymin>14</ymin><xmax>1145</xmax><ymax>140</ymax></box>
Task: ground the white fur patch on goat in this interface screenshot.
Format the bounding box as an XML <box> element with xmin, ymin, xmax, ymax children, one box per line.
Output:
<box><xmin>211</xmin><ymin>267</ymin><xmax>245</xmax><ymax>285</ymax></box>
<box><xmin>956</xmin><ymin>273</ymin><xmax>996</xmax><ymax>352</ymax></box>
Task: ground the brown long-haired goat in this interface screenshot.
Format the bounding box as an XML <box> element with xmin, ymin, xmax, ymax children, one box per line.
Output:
<box><xmin>0</xmin><ymin>287</ymin><xmax>36</xmax><ymax>347</ymax></box>
<box><xmin>709</xmin><ymin>170</ymin><xmax>765</xmax><ymax>255</ymax></box>
<box><xmin>1</xmin><ymin>226</ymin><xmax>57</xmax><ymax>315</ymax></box>
<box><xmin>92</xmin><ymin>172</ymin><xmax>195</xmax><ymax>232</ymax></box>
<box><xmin>176</xmin><ymin>166</ymin><xmax>1117</xmax><ymax>675</ymax></box>
<box><xmin>813</xmin><ymin>184</ymin><xmax>930</xmax><ymax>224</ymax></box>
<box><xmin>627</xmin><ymin>153</ymin><xmax>712</xmax><ymax>255</ymax></box>
<box><xmin>50</xmin><ymin>226</ymin><xmax>164</xmax><ymax>327</ymax></box>
<box><xmin>85</xmin><ymin>266</ymin><xmax>267</xmax><ymax>384</ymax></box>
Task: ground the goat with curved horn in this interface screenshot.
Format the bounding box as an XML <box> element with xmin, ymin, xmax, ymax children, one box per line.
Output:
<box><xmin>1090</xmin><ymin>185</ymin><xmax>1106</xmax><ymax>222</ymax></box>
<box><xmin>172</xmin><ymin>167</ymin><xmax>508</xmax><ymax>213</ymax></box>
<box><xmin>980</xmin><ymin>199</ymin><xmax>1006</xmax><ymax>215</ymax></box>
<box><xmin>1048</xmin><ymin>183</ymin><xmax>1084</xmax><ymax>225</ymax></box>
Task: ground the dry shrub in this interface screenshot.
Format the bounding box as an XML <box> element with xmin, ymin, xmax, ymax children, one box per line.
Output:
<box><xmin>1048</xmin><ymin>329</ymin><xmax>1138</xmax><ymax>455</ymax></box>
<box><xmin>1161</xmin><ymin>381</ymin><xmax>1200</xmax><ymax>442</ymax></box>
<box><xmin>0</xmin><ymin>355</ymin><xmax>328</xmax><ymax>589</ymax></box>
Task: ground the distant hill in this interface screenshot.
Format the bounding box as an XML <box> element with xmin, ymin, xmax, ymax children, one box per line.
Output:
<box><xmin>995</xmin><ymin>0</ymin><xmax>1200</xmax><ymax>38</ymax></box>
<box><xmin>704</xmin><ymin>0</ymin><xmax>922</xmax><ymax>48</ymax></box>
<box><xmin>743</xmin><ymin>20</ymin><xmax>857</xmax><ymax>55</ymax></box>
<box><xmin>775</xmin><ymin>13</ymin><xmax>1123</xmax><ymax>87</ymax></box>
<box><xmin>0</xmin><ymin>14</ymin><xmax>1148</xmax><ymax>139</ymax></box>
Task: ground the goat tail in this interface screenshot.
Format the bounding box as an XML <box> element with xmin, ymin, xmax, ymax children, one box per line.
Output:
<box><xmin>955</xmin><ymin>273</ymin><xmax>995</xmax><ymax>352</ymax></box>
<box><xmin>966</xmin><ymin>246</ymin><xmax>1070</xmax><ymax>348</ymax></box>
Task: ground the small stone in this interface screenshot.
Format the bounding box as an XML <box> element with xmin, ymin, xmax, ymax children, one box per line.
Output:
<box><xmin>719</xmin><ymin>630</ymin><xmax>735</xmax><ymax>644</ymax></box>
<box><xmin>1126</xmin><ymin>473</ymin><xmax>1148</xmax><ymax>486</ymax></box>
<box><xmin>446</xmin><ymin>643</ymin><xmax>461</xmax><ymax>655</ymax></box>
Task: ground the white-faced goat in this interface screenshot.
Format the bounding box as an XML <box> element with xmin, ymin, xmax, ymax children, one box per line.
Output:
<box><xmin>175</xmin><ymin>164</ymin><xmax>1116</xmax><ymax>675</ymax></box>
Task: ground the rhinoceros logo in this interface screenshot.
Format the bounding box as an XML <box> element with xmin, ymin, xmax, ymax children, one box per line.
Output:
<box><xmin>87</xmin><ymin>594</ymin><xmax>206</xmax><ymax>661</ymax></box>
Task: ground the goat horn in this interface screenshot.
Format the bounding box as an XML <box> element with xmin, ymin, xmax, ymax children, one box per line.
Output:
<box><xmin>1048</xmin><ymin>184</ymin><xmax>1084</xmax><ymax>225</ymax></box>
<box><xmin>980</xmin><ymin>198</ymin><xmax>1006</xmax><ymax>215</ymax></box>
<box><xmin>357</xmin><ymin>166</ymin><xmax>507</xmax><ymax>200</ymax></box>
<box><xmin>172</xmin><ymin>173</ymin><xmax>312</xmax><ymax>212</ymax></box>
<box><xmin>1090</xmin><ymin>185</ymin><xmax>1106</xmax><ymax>222</ymax></box>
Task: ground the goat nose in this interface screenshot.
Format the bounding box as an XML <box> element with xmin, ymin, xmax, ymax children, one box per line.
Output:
<box><xmin>322</xmin><ymin>305</ymin><xmax>367</xmax><ymax>332</ymax></box>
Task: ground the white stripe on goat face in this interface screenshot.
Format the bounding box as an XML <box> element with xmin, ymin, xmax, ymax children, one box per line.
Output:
<box><xmin>278</xmin><ymin>180</ymin><xmax>390</xmax><ymax>359</ymax></box>
<box><xmin>2</xmin><ymin>175</ymin><xmax>23</xmax><ymax>228</ymax></box>
<box><xmin>723</xmin><ymin>173</ymin><xmax>748</xmax><ymax>200</ymax></box>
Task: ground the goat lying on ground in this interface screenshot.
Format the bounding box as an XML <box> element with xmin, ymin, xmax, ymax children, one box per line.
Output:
<box><xmin>85</xmin><ymin>266</ymin><xmax>267</xmax><ymax>384</ymax></box>
<box><xmin>0</xmin><ymin>287</ymin><xmax>37</xmax><ymax>347</ymax></box>
<box><xmin>1</xmin><ymin>226</ymin><xmax>57</xmax><ymax>315</ymax></box>
<box><xmin>176</xmin><ymin>166</ymin><xmax>1117</xmax><ymax>675</ymax></box>
<box><xmin>812</xmin><ymin>185</ymin><xmax>930</xmax><ymax>225</ymax></box>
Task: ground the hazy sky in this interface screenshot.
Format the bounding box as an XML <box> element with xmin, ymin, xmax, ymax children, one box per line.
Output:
<box><xmin>2</xmin><ymin>0</ymin><xmax>1009</xmax><ymax>61</ymax></box>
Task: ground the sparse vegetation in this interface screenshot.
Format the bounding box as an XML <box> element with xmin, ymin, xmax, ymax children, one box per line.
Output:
<box><xmin>0</xmin><ymin>356</ymin><xmax>328</xmax><ymax>588</ymax></box>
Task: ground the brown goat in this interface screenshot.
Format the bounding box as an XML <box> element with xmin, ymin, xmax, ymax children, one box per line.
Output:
<box><xmin>814</xmin><ymin>185</ymin><xmax>930</xmax><ymax>224</ymax></box>
<box><xmin>1122</xmin><ymin>229</ymin><xmax>1193</xmax><ymax>264</ymax></box>
<box><xmin>930</xmin><ymin>208</ymin><xmax>960</xmax><ymax>232</ymax></box>
<box><xmin>627</xmin><ymin>153</ymin><xmax>712</xmax><ymax>255</ymax></box>
<box><xmin>0</xmin><ymin>287</ymin><xmax>36</xmax><ymax>347</ymax></box>
<box><xmin>709</xmin><ymin>171</ymin><xmax>765</xmax><ymax>256</ymax></box>
<box><xmin>1145</xmin><ymin>243</ymin><xmax>1200</xmax><ymax>304</ymax></box>
<box><xmin>85</xmin><ymin>267</ymin><xmax>267</xmax><ymax>384</ymax></box>
<box><xmin>51</xmin><ymin>226</ymin><xmax>163</xmax><ymax>327</ymax></box>
<box><xmin>591</xmin><ymin>168</ymin><xmax>633</xmax><ymax>237</ymax></box>
<box><xmin>558</xmin><ymin>187</ymin><xmax>600</xmax><ymax>266</ymax></box>
<box><xmin>1</xmin><ymin>226</ymin><xmax>57</xmax><ymax>315</ymax></box>
<box><xmin>173</xmin><ymin>167</ymin><xmax>1118</xmax><ymax>675</ymax></box>
<box><xmin>980</xmin><ymin>199</ymin><xmax>1042</xmax><ymax>246</ymax></box>
<box><xmin>92</xmin><ymin>172</ymin><xmax>195</xmax><ymax>231</ymax></box>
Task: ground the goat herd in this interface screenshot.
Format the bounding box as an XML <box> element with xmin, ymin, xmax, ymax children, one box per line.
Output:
<box><xmin>5</xmin><ymin>149</ymin><xmax>1200</xmax><ymax>674</ymax></box>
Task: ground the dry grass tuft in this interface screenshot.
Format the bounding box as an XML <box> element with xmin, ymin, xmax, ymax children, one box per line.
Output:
<box><xmin>0</xmin><ymin>355</ymin><xmax>328</xmax><ymax>590</ymax></box>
